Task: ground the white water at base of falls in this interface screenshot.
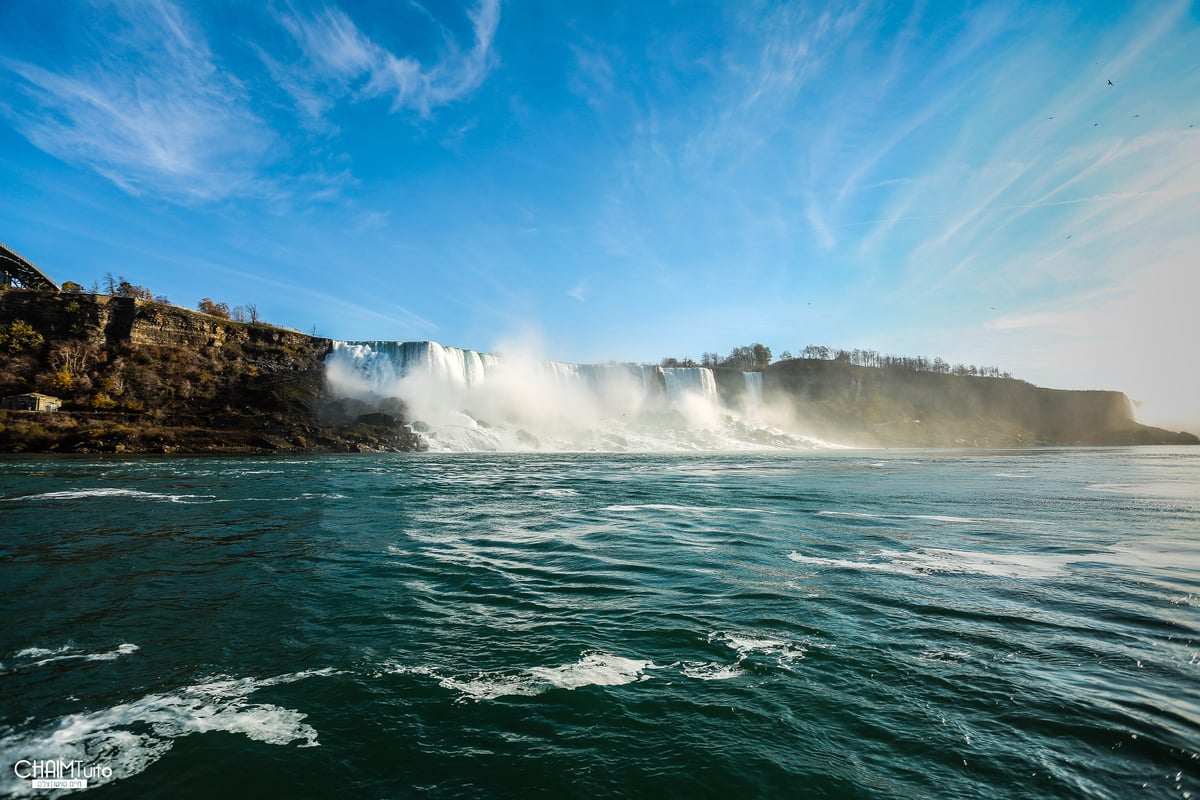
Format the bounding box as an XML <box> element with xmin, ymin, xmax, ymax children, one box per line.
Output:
<box><xmin>324</xmin><ymin>341</ymin><xmax>845</xmax><ymax>452</ymax></box>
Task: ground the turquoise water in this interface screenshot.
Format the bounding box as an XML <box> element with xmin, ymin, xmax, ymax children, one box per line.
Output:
<box><xmin>1</xmin><ymin>448</ymin><xmax>1198</xmax><ymax>798</ymax></box>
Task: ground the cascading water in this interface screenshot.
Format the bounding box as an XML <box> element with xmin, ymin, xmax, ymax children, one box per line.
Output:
<box><xmin>324</xmin><ymin>340</ymin><xmax>836</xmax><ymax>451</ymax></box>
<box><xmin>661</xmin><ymin>367</ymin><xmax>719</xmax><ymax>404</ymax></box>
<box><xmin>744</xmin><ymin>371</ymin><xmax>764</xmax><ymax>414</ymax></box>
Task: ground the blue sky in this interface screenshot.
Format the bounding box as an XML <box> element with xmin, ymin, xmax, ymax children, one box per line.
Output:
<box><xmin>1</xmin><ymin>1</ymin><xmax>1198</xmax><ymax>429</ymax></box>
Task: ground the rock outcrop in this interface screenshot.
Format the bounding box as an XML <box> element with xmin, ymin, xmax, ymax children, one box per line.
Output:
<box><xmin>0</xmin><ymin>290</ymin><xmax>423</xmax><ymax>453</ymax></box>
<box><xmin>762</xmin><ymin>358</ymin><xmax>1197</xmax><ymax>447</ymax></box>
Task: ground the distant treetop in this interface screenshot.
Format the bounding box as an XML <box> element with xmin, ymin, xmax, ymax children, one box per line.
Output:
<box><xmin>796</xmin><ymin>345</ymin><xmax>1013</xmax><ymax>379</ymax></box>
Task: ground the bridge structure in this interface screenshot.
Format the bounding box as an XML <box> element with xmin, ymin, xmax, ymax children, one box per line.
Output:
<box><xmin>1</xmin><ymin>241</ymin><xmax>60</xmax><ymax>292</ymax></box>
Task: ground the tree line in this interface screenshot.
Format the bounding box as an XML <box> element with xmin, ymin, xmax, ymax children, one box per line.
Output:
<box><xmin>793</xmin><ymin>345</ymin><xmax>1012</xmax><ymax>379</ymax></box>
<box><xmin>658</xmin><ymin>342</ymin><xmax>1013</xmax><ymax>379</ymax></box>
<box><xmin>60</xmin><ymin>273</ymin><xmax>263</xmax><ymax>325</ymax></box>
<box><xmin>661</xmin><ymin>343</ymin><xmax>774</xmax><ymax>371</ymax></box>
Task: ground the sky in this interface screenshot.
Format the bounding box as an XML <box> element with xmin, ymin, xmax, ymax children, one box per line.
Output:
<box><xmin>1</xmin><ymin>0</ymin><xmax>1198</xmax><ymax>431</ymax></box>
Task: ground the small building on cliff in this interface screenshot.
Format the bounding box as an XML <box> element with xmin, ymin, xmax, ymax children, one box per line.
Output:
<box><xmin>1</xmin><ymin>392</ymin><xmax>62</xmax><ymax>412</ymax></box>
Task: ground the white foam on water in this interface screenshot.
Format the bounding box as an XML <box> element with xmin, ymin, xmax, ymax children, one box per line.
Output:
<box><xmin>15</xmin><ymin>645</ymin><xmax>73</xmax><ymax>659</ymax></box>
<box><xmin>815</xmin><ymin>510</ymin><xmax>882</xmax><ymax>520</ymax></box>
<box><xmin>992</xmin><ymin>472</ymin><xmax>1036</xmax><ymax>478</ymax></box>
<box><xmin>1</xmin><ymin>488</ymin><xmax>213</xmax><ymax>504</ymax></box>
<box><xmin>2</xmin><ymin>489</ymin><xmax>356</xmax><ymax>505</ymax></box>
<box><xmin>0</xmin><ymin>669</ymin><xmax>335</xmax><ymax>797</ymax></box>
<box><xmin>1086</xmin><ymin>482</ymin><xmax>1200</xmax><ymax>500</ymax></box>
<box><xmin>788</xmin><ymin>552</ymin><xmax>900</xmax><ymax>573</ymax></box>
<box><xmin>816</xmin><ymin>510</ymin><xmax>1053</xmax><ymax>526</ymax></box>
<box><xmin>604</xmin><ymin>503</ymin><xmax>708</xmax><ymax>513</ymax></box>
<box><xmin>401</xmin><ymin>652</ymin><xmax>656</xmax><ymax>703</ymax></box>
<box><xmin>531</xmin><ymin>488</ymin><xmax>579</xmax><ymax>497</ymax></box>
<box><xmin>816</xmin><ymin>511</ymin><xmax>985</xmax><ymax>524</ymax></box>
<box><xmin>85</xmin><ymin>644</ymin><xmax>140</xmax><ymax>663</ymax></box>
<box><xmin>914</xmin><ymin>548</ymin><xmax>1074</xmax><ymax>578</ymax></box>
<box><xmin>436</xmin><ymin>673</ymin><xmax>548</xmax><ymax>702</ymax></box>
<box><xmin>788</xmin><ymin>548</ymin><xmax>1074</xmax><ymax>579</ymax></box>
<box><xmin>710</xmin><ymin>632</ymin><xmax>807</xmax><ymax>668</ymax></box>
<box><xmin>678</xmin><ymin>661</ymin><xmax>745</xmax><ymax>681</ymax></box>
<box><xmin>919</xmin><ymin>649</ymin><xmax>973</xmax><ymax>663</ymax></box>
<box><xmin>8</xmin><ymin>644</ymin><xmax>139</xmax><ymax>670</ymax></box>
<box><xmin>602</xmin><ymin>503</ymin><xmax>779</xmax><ymax>515</ymax></box>
<box><xmin>527</xmin><ymin>653</ymin><xmax>654</xmax><ymax>690</ymax></box>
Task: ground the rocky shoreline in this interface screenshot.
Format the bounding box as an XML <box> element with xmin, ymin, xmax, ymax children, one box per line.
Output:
<box><xmin>0</xmin><ymin>409</ymin><xmax>422</xmax><ymax>455</ymax></box>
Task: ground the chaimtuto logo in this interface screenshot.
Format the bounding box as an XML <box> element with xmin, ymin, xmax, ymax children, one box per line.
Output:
<box><xmin>12</xmin><ymin>759</ymin><xmax>113</xmax><ymax>790</ymax></box>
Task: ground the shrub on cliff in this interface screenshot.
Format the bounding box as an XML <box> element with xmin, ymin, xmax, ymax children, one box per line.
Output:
<box><xmin>0</xmin><ymin>320</ymin><xmax>44</xmax><ymax>353</ymax></box>
<box><xmin>197</xmin><ymin>298</ymin><xmax>231</xmax><ymax>319</ymax></box>
<box><xmin>47</xmin><ymin>370</ymin><xmax>74</xmax><ymax>392</ymax></box>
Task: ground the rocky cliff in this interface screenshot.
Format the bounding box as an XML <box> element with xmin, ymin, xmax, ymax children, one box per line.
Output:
<box><xmin>1</xmin><ymin>289</ymin><xmax>1193</xmax><ymax>452</ymax></box>
<box><xmin>0</xmin><ymin>290</ymin><xmax>422</xmax><ymax>453</ymax></box>
<box><xmin>762</xmin><ymin>358</ymin><xmax>1197</xmax><ymax>447</ymax></box>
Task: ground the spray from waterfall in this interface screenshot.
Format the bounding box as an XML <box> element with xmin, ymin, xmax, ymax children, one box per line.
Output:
<box><xmin>324</xmin><ymin>340</ymin><xmax>839</xmax><ymax>451</ymax></box>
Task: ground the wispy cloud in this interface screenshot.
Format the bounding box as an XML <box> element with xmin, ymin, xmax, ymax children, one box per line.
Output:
<box><xmin>274</xmin><ymin>0</ymin><xmax>500</xmax><ymax>119</ymax></box>
<box><xmin>569</xmin><ymin>43</ymin><xmax>617</xmax><ymax>110</ymax></box>
<box><xmin>1</xmin><ymin>0</ymin><xmax>271</xmax><ymax>201</ymax></box>
<box><xmin>567</xmin><ymin>280</ymin><xmax>588</xmax><ymax>302</ymax></box>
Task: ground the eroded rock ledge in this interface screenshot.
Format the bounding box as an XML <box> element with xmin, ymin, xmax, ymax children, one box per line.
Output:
<box><xmin>0</xmin><ymin>291</ymin><xmax>423</xmax><ymax>454</ymax></box>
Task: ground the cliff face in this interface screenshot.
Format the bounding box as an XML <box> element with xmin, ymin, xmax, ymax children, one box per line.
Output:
<box><xmin>0</xmin><ymin>290</ymin><xmax>305</xmax><ymax>350</ymax></box>
<box><xmin>2</xmin><ymin>290</ymin><xmax>1193</xmax><ymax>452</ymax></box>
<box><xmin>0</xmin><ymin>290</ymin><xmax>422</xmax><ymax>453</ymax></box>
<box><xmin>763</xmin><ymin>358</ymin><xmax>1196</xmax><ymax>447</ymax></box>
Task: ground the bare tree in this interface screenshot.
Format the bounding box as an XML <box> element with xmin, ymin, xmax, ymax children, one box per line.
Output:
<box><xmin>49</xmin><ymin>341</ymin><xmax>98</xmax><ymax>386</ymax></box>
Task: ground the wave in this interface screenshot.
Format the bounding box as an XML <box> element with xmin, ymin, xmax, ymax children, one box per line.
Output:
<box><xmin>0</xmin><ymin>669</ymin><xmax>334</xmax><ymax>797</ymax></box>
<box><xmin>1086</xmin><ymin>481</ymin><xmax>1200</xmax><ymax>499</ymax></box>
<box><xmin>711</xmin><ymin>632</ymin><xmax>808</xmax><ymax>667</ymax></box>
<box><xmin>0</xmin><ymin>488</ymin><xmax>213</xmax><ymax>503</ymax></box>
<box><xmin>788</xmin><ymin>548</ymin><xmax>1075</xmax><ymax>579</ymax></box>
<box><xmin>0</xmin><ymin>489</ymin><xmax>348</xmax><ymax>505</ymax></box>
<box><xmin>677</xmin><ymin>662</ymin><xmax>746</xmax><ymax>681</ymax></box>
<box><xmin>816</xmin><ymin>510</ymin><xmax>1053</xmax><ymax>526</ymax></box>
<box><xmin>390</xmin><ymin>652</ymin><xmax>656</xmax><ymax>702</ymax></box>
<box><xmin>5</xmin><ymin>643</ymin><xmax>139</xmax><ymax>671</ymax></box>
<box><xmin>669</xmin><ymin>632</ymin><xmax>813</xmax><ymax>680</ymax></box>
<box><xmin>386</xmin><ymin>634</ymin><xmax>822</xmax><ymax>701</ymax></box>
<box><xmin>602</xmin><ymin>503</ymin><xmax>779</xmax><ymax>515</ymax></box>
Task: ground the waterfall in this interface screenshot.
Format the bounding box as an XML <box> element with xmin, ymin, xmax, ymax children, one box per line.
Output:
<box><xmin>324</xmin><ymin>340</ymin><xmax>833</xmax><ymax>451</ymax></box>
<box><xmin>744</xmin><ymin>371</ymin><xmax>763</xmax><ymax>414</ymax></box>
<box><xmin>328</xmin><ymin>340</ymin><xmax>499</xmax><ymax>391</ymax></box>
<box><xmin>661</xmin><ymin>367</ymin><xmax>719</xmax><ymax>404</ymax></box>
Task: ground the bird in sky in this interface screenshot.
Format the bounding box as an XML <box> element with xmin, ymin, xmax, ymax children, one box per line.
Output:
<box><xmin>1108</xmin><ymin>79</ymin><xmax>1114</xmax><ymax>86</ymax></box>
